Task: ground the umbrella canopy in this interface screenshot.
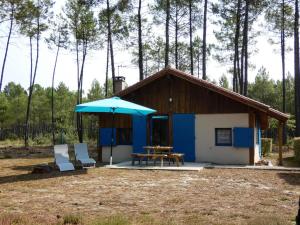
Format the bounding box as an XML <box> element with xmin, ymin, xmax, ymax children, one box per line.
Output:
<box><xmin>75</xmin><ymin>96</ymin><xmax>156</xmax><ymax>165</ymax></box>
<box><xmin>75</xmin><ymin>96</ymin><xmax>156</xmax><ymax>115</ymax></box>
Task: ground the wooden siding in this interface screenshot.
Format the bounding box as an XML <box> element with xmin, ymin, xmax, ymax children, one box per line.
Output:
<box><xmin>99</xmin><ymin>73</ymin><xmax>268</xmax><ymax>128</ymax></box>
<box><xmin>122</xmin><ymin>75</ymin><xmax>250</xmax><ymax>114</ymax></box>
<box><xmin>99</xmin><ymin>113</ymin><xmax>132</xmax><ymax>128</ymax></box>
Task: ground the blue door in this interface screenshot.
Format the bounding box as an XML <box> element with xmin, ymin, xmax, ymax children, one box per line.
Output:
<box><xmin>173</xmin><ymin>114</ymin><xmax>195</xmax><ymax>161</ymax></box>
<box><xmin>132</xmin><ymin>115</ymin><xmax>147</xmax><ymax>153</ymax></box>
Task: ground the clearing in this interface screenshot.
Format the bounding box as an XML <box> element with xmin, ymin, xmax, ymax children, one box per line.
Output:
<box><xmin>0</xmin><ymin>147</ymin><xmax>299</xmax><ymax>225</ymax></box>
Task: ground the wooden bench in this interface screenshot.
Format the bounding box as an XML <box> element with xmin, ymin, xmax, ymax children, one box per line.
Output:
<box><xmin>168</xmin><ymin>153</ymin><xmax>185</xmax><ymax>167</ymax></box>
<box><xmin>131</xmin><ymin>153</ymin><xmax>168</xmax><ymax>167</ymax></box>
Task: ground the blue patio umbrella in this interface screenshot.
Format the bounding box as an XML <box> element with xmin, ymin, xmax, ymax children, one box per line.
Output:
<box><xmin>75</xmin><ymin>97</ymin><xmax>156</xmax><ymax>165</ymax></box>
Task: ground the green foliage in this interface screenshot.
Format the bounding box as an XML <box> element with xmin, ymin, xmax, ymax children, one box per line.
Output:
<box><xmin>248</xmin><ymin>67</ymin><xmax>295</xmax><ymax>115</ymax></box>
<box><xmin>219</xmin><ymin>74</ymin><xmax>229</xmax><ymax>89</ymax></box>
<box><xmin>3</xmin><ymin>82</ymin><xmax>27</xmax><ymax>126</ymax></box>
<box><xmin>261</xmin><ymin>138</ymin><xmax>272</xmax><ymax>156</ymax></box>
<box><xmin>64</xmin><ymin>0</ymin><xmax>99</xmax><ymax>49</ymax></box>
<box><xmin>265</xmin><ymin>1</ymin><xmax>294</xmax><ymax>41</ymax></box>
<box><xmin>31</xmin><ymin>133</ymin><xmax>52</xmax><ymax>146</ymax></box>
<box><xmin>87</xmin><ymin>79</ymin><xmax>105</xmax><ymax>101</ymax></box>
<box><xmin>16</xmin><ymin>0</ymin><xmax>54</xmax><ymax>38</ymax></box>
<box><xmin>63</xmin><ymin>214</ymin><xmax>82</xmax><ymax>225</ymax></box>
<box><xmin>0</xmin><ymin>92</ymin><xmax>8</xmax><ymax>125</ymax></box>
<box><xmin>294</xmin><ymin>137</ymin><xmax>300</xmax><ymax>162</ymax></box>
<box><xmin>248</xmin><ymin>67</ymin><xmax>277</xmax><ymax>108</ymax></box>
<box><xmin>45</xmin><ymin>13</ymin><xmax>70</xmax><ymax>50</ymax></box>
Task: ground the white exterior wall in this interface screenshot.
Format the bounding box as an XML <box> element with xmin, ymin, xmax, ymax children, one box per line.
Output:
<box><xmin>195</xmin><ymin>114</ymin><xmax>250</xmax><ymax>165</ymax></box>
<box><xmin>102</xmin><ymin>145</ymin><xmax>132</xmax><ymax>163</ymax></box>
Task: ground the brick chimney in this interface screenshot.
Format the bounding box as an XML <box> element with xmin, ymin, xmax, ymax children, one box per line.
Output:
<box><xmin>114</xmin><ymin>76</ymin><xmax>125</xmax><ymax>93</ymax></box>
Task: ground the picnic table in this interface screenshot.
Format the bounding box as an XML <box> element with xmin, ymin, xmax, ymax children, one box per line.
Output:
<box><xmin>131</xmin><ymin>146</ymin><xmax>184</xmax><ymax>167</ymax></box>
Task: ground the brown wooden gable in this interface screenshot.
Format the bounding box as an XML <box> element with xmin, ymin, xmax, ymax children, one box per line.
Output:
<box><xmin>122</xmin><ymin>75</ymin><xmax>250</xmax><ymax>115</ymax></box>
<box><xmin>118</xmin><ymin>67</ymin><xmax>289</xmax><ymax>122</ymax></box>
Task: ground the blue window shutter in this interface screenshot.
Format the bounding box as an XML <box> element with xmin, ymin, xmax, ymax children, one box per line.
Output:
<box><xmin>133</xmin><ymin>116</ymin><xmax>147</xmax><ymax>153</ymax></box>
<box><xmin>100</xmin><ymin>128</ymin><xmax>116</xmax><ymax>146</ymax></box>
<box><xmin>233</xmin><ymin>127</ymin><xmax>254</xmax><ymax>148</ymax></box>
<box><xmin>173</xmin><ymin>114</ymin><xmax>195</xmax><ymax>162</ymax></box>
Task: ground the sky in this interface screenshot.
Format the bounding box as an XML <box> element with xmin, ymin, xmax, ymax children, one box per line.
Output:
<box><xmin>0</xmin><ymin>1</ymin><xmax>295</xmax><ymax>94</ymax></box>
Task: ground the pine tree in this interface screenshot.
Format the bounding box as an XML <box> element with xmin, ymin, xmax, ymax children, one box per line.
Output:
<box><xmin>16</xmin><ymin>0</ymin><xmax>54</xmax><ymax>147</ymax></box>
<box><xmin>46</xmin><ymin>14</ymin><xmax>69</xmax><ymax>145</ymax></box>
<box><xmin>64</xmin><ymin>0</ymin><xmax>98</xmax><ymax>142</ymax></box>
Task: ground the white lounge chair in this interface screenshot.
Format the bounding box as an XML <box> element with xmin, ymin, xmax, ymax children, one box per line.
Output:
<box><xmin>74</xmin><ymin>143</ymin><xmax>96</xmax><ymax>168</ymax></box>
<box><xmin>54</xmin><ymin>144</ymin><xmax>75</xmax><ymax>171</ymax></box>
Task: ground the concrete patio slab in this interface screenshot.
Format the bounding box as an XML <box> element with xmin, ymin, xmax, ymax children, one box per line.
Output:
<box><xmin>105</xmin><ymin>161</ymin><xmax>300</xmax><ymax>171</ymax></box>
<box><xmin>105</xmin><ymin>161</ymin><xmax>209</xmax><ymax>171</ymax></box>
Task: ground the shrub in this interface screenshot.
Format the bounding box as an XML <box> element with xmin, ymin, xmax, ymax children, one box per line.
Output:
<box><xmin>31</xmin><ymin>134</ymin><xmax>52</xmax><ymax>146</ymax></box>
<box><xmin>294</xmin><ymin>137</ymin><xmax>300</xmax><ymax>162</ymax></box>
<box><xmin>63</xmin><ymin>214</ymin><xmax>82</xmax><ymax>225</ymax></box>
<box><xmin>261</xmin><ymin>138</ymin><xmax>272</xmax><ymax>156</ymax></box>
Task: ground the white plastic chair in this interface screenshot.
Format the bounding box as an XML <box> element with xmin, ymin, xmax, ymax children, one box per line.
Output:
<box><xmin>54</xmin><ymin>144</ymin><xmax>75</xmax><ymax>171</ymax></box>
<box><xmin>74</xmin><ymin>143</ymin><xmax>96</xmax><ymax>168</ymax></box>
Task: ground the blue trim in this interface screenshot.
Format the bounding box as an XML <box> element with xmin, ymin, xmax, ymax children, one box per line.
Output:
<box><xmin>100</xmin><ymin>128</ymin><xmax>116</xmax><ymax>146</ymax></box>
<box><xmin>215</xmin><ymin>128</ymin><xmax>232</xmax><ymax>146</ymax></box>
<box><xmin>233</xmin><ymin>127</ymin><xmax>254</xmax><ymax>148</ymax></box>
<box><xmin>173</xmin><ymin>114</ymin><xmax>195</xmax><ymax>162</ymax></box>
<box><xmin>132</xmin><ymin>115</ymin><xmax>147</xmax><ymax>153</ymax></box>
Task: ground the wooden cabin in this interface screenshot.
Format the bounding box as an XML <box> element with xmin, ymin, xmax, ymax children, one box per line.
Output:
<box><xmin>98</xmin><ymin>67</ymin><xmax>289</xmax><ymax>165</ymax></box>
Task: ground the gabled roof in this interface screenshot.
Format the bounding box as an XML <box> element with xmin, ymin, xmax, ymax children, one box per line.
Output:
<box><xmin>118</xmin><ymin>67</ymin><xmax>289</xmax><ymax>122</ymax></box>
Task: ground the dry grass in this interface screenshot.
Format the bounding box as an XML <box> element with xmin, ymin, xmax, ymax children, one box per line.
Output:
<box><xmin>0</xmin><ymin>147</ymin><xmax>299</xmax><ymax>225</ymax></box>
<box><xmin>265</xmin><ymin>149</ymin><xmax>300</xmax><ymax>167</ymax></box>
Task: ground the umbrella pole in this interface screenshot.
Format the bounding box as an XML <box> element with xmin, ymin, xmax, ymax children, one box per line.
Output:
<box><xmin>110</xmin><ymin>108</ymin><xmax>115</xmax><ymax>165</ymax></box>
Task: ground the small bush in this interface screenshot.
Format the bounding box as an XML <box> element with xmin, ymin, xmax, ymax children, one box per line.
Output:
<box><xmin>294</xmin><ymin>137</ymin><xmax>300</xmax><ymax>162</ymax></box>
<box><xmin>63</xmin><ymin>214</ymin><xmax>82</xmax><ymax>225</ymax></box>
<box><xmin>31</xmin><ymin>134</ymin><xmax>52</xmax><ymax>146</ymax></box>
<box><xmin>261</xmin><ymin>138</ymin><xmax>272</xmax><ymax>156</ymax></box>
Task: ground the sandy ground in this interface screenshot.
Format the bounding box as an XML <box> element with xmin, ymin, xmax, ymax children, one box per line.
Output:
<box><xmin>0</xmin><ymin>147</ymin><xmax>299</xmax><ymax>225</ymax></box>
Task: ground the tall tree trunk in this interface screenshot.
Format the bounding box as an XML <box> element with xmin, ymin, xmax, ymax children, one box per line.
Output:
<box><xmin>25</xmin><ymin>37</ymin><xmax>33</xmax><ymax>148</ymax></box>
<box><xmin>76</xmin><ymin>36</ymin><xmax>81</xmax><ymax>143</ymax></box>
<box><xmin>78</xmin><ymin>42</ymin><xmax>87</xmax><ymax>143</ymax></box>
<box><xmin>107</xmin><ymin>0</ymin><xmax>115</xmax><ymax>93</ymax></box>
<box><xmin>243</xmin><ymin>0</ymin><xmax>249</xmax><ymax>96</ymax></box>
<box><xmin>138</xmin><ymin>0</ymin><xmax>143</xmax><ymax>81</ymax></box>
<box><xmin>51</xmin><ymin>42</ymin><xmax>60</xmax><ymax>146</ymax></box>
<box><xmin>189</xmin><ymin>0</ymin><xmax>193</xmax><ymax>75</ymax></box>
<box><xmin>240</xmin><ymin>36</ymin><xmax>244</xmax><ymax>94</ymax></box>
<box><xmin>165</xmin><ymin>0</ymin><xmax>170</xmax><ymax>67</ymax></box>
<box><xmin>25</xmin><ymin>6</ymin><xmax>40</xmax><ymax>148</ymax></box>
<box><xmin>294</xmin><ymin>0</ymin><xmax>300</xmax><ymax>136</ymax></box>
<box><xmin>202</xmin><ymin>0</ymin><xmax>207</xmax><ymax>80</ymax></box>
<box><xmin>0</xmin><ymin>6</ymin><xmax>14</xmax><ymax>92</ymax></box>
<box><xmin>281</xmin><ymin>0</ymin><xmax>287</xmax><ymax>143</ymax></box>
<box><xmin>175</xmin><ymin>0</ymin><xmax>179</xmax><ymax>69</ymax></box>
<box><xmin>233</xmin><ymin>0</ymin><xmax>242</xmax><ymax>93</ymax></box>
<box><xmin>157</xmin><ymin>47</ymin><xmax>161</xmax><ymax>71</ymax></box>
<box><xmin>105</xmin><ymin>37</ymin><xmax>109</xmax><ymax>98</ymax></box>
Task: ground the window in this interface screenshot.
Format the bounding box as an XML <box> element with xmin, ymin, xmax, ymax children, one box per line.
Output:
<box><xmin>215</xmin><ymin>128</ymin><xmax>232</xmax><ymax>146</ymax></box>
<box><xmin>117</xmin><ymin>128</ymin><xmax>132</xmax><ymax>145</ymax></box>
